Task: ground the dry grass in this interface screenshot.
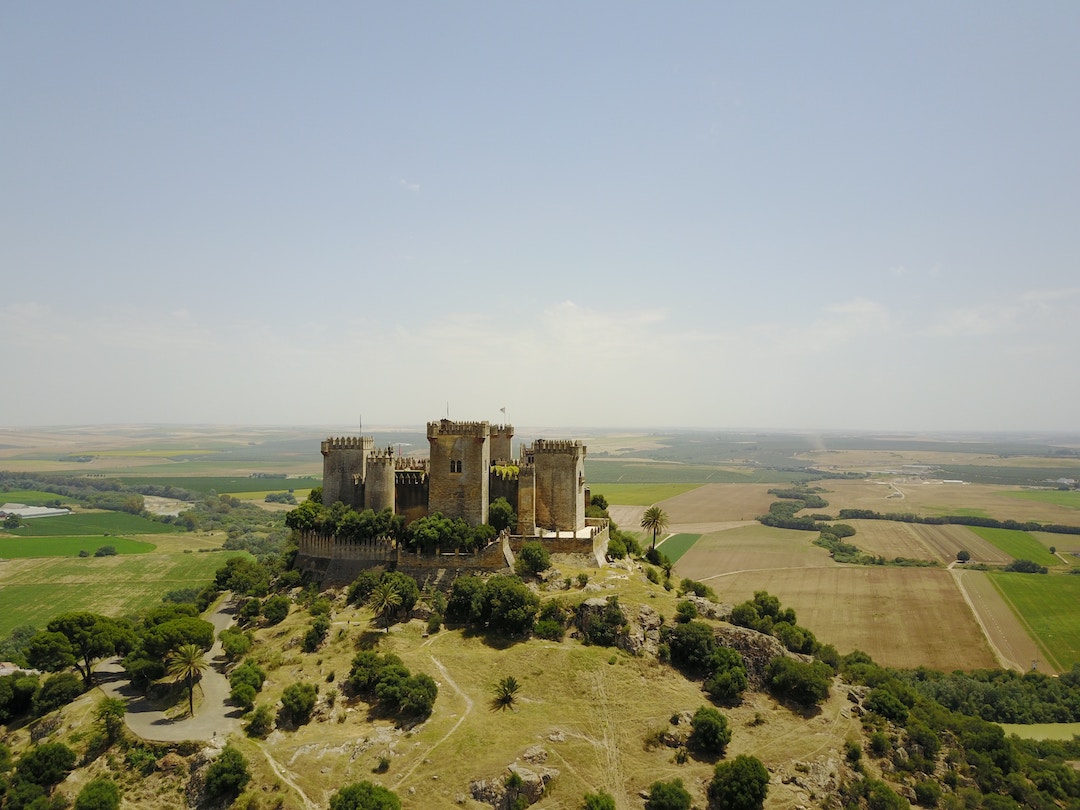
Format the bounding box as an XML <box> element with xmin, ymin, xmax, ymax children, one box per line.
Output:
<box><xmin>842</xmin><ymin>521</ymin><xmax>1011</xmax><ymax>565</ymax></box>
<box><xmin>658</xmin><ymin>483</ymin><xmax>778</xmax><ymax>524</ymax></box>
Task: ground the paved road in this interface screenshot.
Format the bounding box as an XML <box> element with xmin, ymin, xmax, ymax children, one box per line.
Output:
<box><xmin>96</xmin><ymin>599</ymin><xmax>243</xmax><ymax>743</ymax></box>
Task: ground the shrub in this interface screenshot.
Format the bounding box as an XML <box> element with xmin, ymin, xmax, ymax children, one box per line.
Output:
<box><xmin>606</xmin><ymin>535</ymin><xmax>627</xmax><ymax>559</ymax></box>
<box><xmin>515</xmin><ymin>541</ymin><xmax>551</xmax><ymax>576</ymax></box>
<box><xmin>577</xmin><ymin>596</ymin><xmax>626</xmax><ymax>647</ymax></box>
<box><xmin>262</xmin><ymin>594</ymin><xmax>291</xmax><ymax>625</ymax></box>
<box><xmin>32</xmin><ymin>671</ymin><xmax>84</xmax><ymax>715</ymax></box>
<box><xmin>667</xmin><ymin>620</ymin><xmax>716</xmax><ymax>675</ymax></box>
<box><xmin>231</xmin><ymin>683</ymin><xmax>257</xmax><ymax>711</ymax></box>
<box><xmin>280</xmin><ymin>682</ymin><xmax>318</xmax><ymax>725</ymax></box>
<box><xmin>687</xmin><ymin>705</ymin><xmax>731</xmax><ymax>756</ymax></box>
<box><xmin>675</xmin><ymin>600</ymin><xmax>697</xmax><ymax>623</ymax></box>
<box><xmin>708</xmin><ymin>754</ymin><xmax>770</xmax><ymax>810</ymax></box>
<box><xmin>765</xmin><ymin>656</ymin><xmax>832</xmax><ymax>708</ymax></box>
<box><xmin>94</xmin><ymin>545</ymin><xmax>117</xmax><ymax>557</ymax></box>
<box><xmin>329</xmin><ymin>780</ymin><xmax>402</xmax><ymax>809</ymax></box>
<box><xmin>75</xmin><ymin>777</ymin><xmax>121</xmax><ymax>810</ymax></box>
<box><xmin>583</xmin><ymin>790</ymin><xmax>617</xmax><ymax>810</ymax></box>
<box><xmin>914</xmin><ymin>780</ymin><xmax>942</xmax><ymax>807</ymax></box>
<box><xmin>245</xmin><ymin>704</ymin><xmax>274</xmax><ymax>738</ymax></box>
<box><xmin>16</xmin><ymin>742</ymin><xmax>77</xmax><ymax>786</ymax></box>
<box><xmin>645</xmin><ymin>778</ymin><xmax>692</xmax><ymax>809</ymax></box>
<box><xmin>204</xmin><ymin>744</ymin><xmax>250</xmax><ymax>799</ymax></box>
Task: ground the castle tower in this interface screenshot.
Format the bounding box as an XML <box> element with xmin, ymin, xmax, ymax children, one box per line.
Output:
<box><xmin>533</xmin><ymin>439</ymin><xmax>586</xmax><ymax>534</ymax></box>
<box><xmin>427</xmin><ymin>419</ymin><xmax>491</xmax><ymax>525</ymax></box>
<box><xmin>489</xmin><ymin>424</ymin><xmax>514</xmax><ymax>464</ymax></box>
<box><xmin>321</xmin><ymin>436</ymin><xmax>372</xmax><ymax>509</ymax></box>
<box><xmin>365</xmin><ymin>447</ymin><xmax>396</xmax><ymax>514</ymax></box>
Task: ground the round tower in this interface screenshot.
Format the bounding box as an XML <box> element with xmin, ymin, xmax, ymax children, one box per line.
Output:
<box><xmin>366</xmin><ymin>448</ymin><xmax>396</xmax><ymax>514</ymax></box>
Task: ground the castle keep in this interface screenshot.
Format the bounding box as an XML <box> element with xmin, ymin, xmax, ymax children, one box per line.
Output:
<box><xmin>301</xmin><ymin>419</ymin><xmax>607</xmax><ymax>583</ymax></box>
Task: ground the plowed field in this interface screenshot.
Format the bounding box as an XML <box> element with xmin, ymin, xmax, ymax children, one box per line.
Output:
<box><xmin>845</xmin><ymin>521</ymin><xmax>1011</xmax><ymax>564</ymax></box>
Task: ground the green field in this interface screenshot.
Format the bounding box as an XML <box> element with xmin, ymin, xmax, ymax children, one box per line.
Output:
<box><xmin>968</xmin><ymin>527</ymin><xmax>1062</xmax><ymax>567</ymax></box>
<box><xmin>585</xmin><ymin>460</ymin><xmax>809</xmax><ymax>485</ymax></box>
<box><xmin>999</xmin><ymin>722</ymin><xmax>1080</xmax><ymax>740</ymax></box>
<box><xmin>0</xmin><ymin>489</ymin><xmax>67</xmax><ymax>505</ymax></box>
<box><xmin>1002</xmin><ymin>490</ymin><xmax>1080</xmax><ymax>510</ymax></box>
<box><xmin>589</xmin><ymin>483</ymin><xmax>701</xmax><ymax>506</ymax></box>
<box><xmin>115</xmin><ymin>474</ymin><xmax>306</xmax><ymax>494</ymax></box>
<box><xmin>655</xmin><ymin>533</ymin><xmax>701</xmax><ymax>564</ymax></box>
<box><xmin>0</xmin><ymin>536</ymin><xmax>155</xmax><ymax>558</ymax></box>
<box><xmin>988</xmin><ymin>572</ymin><xmax>1080</xmax><ymax>671</ymax></box>
<box><xmin>4</xmin><ymin>511</ymin><xmax>180</xmax><ymax>537</ymax></box>
<box><xmin>0</xmin><ymin>550</ymin><xmax>246</xmax><ymax>636</ymax></box>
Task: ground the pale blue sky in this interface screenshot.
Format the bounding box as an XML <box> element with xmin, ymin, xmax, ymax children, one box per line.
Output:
<box><xmin>2</xmin><ymin>3</ymin><xmax>1078</xmax><ymax>430</ymax></box>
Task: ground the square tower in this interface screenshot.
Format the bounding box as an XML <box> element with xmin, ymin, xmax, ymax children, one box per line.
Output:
<box><xmin>532</xmin><ymin>439</ymin><xmax>586</xmax><ymax>534</ymax></box>
<box><xmin>427</xmin><ymin>420</ymin><xmax>491</xmax><ymax>525</ymax></box>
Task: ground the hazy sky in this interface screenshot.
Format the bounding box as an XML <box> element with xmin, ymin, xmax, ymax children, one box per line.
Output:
<box><xmin>3</xmin><ymin>3</ymin><xmax>1078</xmax><ymax>431</ymax></box>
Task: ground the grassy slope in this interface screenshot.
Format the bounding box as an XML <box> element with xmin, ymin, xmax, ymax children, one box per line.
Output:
<box><xmin>4</xmin><ymin>511</ymin><xmax>179</xmax><ymax>537</ymax></box>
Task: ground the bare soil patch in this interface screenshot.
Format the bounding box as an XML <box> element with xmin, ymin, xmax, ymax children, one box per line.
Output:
<box><xmin>691</xmin><ymin>565</ymin><xmax>998</xmax><ymax>671</ymax></box>
<box><xmin>845</xmin><ymin>521</ymin><xmax>1011</xmax><ymax>565</ymax></box>
<box><xmin>674</xmin><ymin>524</ymin><xmax>835</xmax><ymax>579</ymax></box>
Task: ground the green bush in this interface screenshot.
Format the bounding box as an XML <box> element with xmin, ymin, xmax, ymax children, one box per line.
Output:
<box><xmin>708</xmin><ymin>754</ymin><xmax>770</xmax><ymax>810</ymax></box>
<box><xmin>515</xmin><ymin>541</ymin><xmax>552</xmax><ymax>576</ymax></box>
<box><xmin>687</xmin><ymin>705</ymin><xmax>731</xmax><ymax>756</ymax></box>
<box><xmin>74</xmin><ymin>777</ymin><xmax>121</xmax><ymax>810</ymax></box>
<box><xmin>645</xmin><ymin>778</ymin><xmax>691</xmax><ymax>810</ymax></box>
<box><xmin>204</xmin><ymin>744</ymin><xmax>250</xmax><ymax>799</ymax></box>
<box><xmin>765</xmin><ymin>656</ymin><xmax>832</xmax><ymax>708</ymax></box>
<box><xmin>328</xmin><ymin>780</ymin><xmax>402</xmax><ymax>809</ymax></box>
<box><xmin>16</xmin><ymin>742</ymin><xmax>76</xmax><ymax>787</ymax></box>
<box><xmin>262</xmin><ymin>594</ymin><xmax>291</xmax><ymax>625</ymax></box>
<box><xmin>280</xmin><ymin>682</ymin><xmax>318</xmax><ymax>725</ymax></box>
<box><xmin>583</xmin><ymin>790</ymin><xmax>617</xmax><ymax>810</ymax></box>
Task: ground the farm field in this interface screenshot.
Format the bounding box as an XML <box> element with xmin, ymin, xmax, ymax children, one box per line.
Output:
<box><xmin>654</xmin><ymin>533</ymin><xmax>701</xmax><ymax>564</ymax></box>
<box><xmin>699</xmin><ymin>566</ymin><xmax>998</xmax><ymax>671</ymax></box>
<box><xmin>818</xmin><ymin>479</ymin><xmax>1080</xmax><ymax>526</ymax></box>
<box><xmin>1002</xmin><ymin>490</ymin><xmax>1080</xmax><ymax>510</ymax></box>
<box><xmin>588</xmin><ymin>482</ymin><xmax>701</xmax><ymax>506</ymax></box>
<box><xmin>659</xmin><ymin>483</ymin><xmax>778</xmax><ymax>524</ymax></box>
<box><xmin>968</xmin><ymin>527</ymin><xmax>1062</xmax><ymax>568</ymax></box>
<box><xmin>845</xmin><ymin>521</ymin><xmax>1011</xmax><ymax>565</ymax></box>
<box><xmin>0</xmin><ymin>489</ymin><xmax>67</xmax><ymax>505</ymax></box>
<box><xmin>0</xmin><ymin>536</ymin><xmax>155</xmax><ymax>558</ymax></box>
<box><xmin>953</xmin><ymin>569</ymin><xmax>1046</xmax><ymax>673</ymax></box>
<box><xmin>999</xmin><ymin>723</ymin><xmax>1080</xmax><ymax>741</ymax></box>
<box><xmin>674</xmin><ymin>524</ymin><xmax>835</xmax><ymax>578</ymax></box>
<box><xmin>0</xmin><ymin>545</ymin><xmax>245</xmax><ymax>636</ymax></box>
<box><xmin>2</xmin><ymin>510</ymin><xmax>179</xmax><ymax>537</ymax></box>
<box><xmin>988</xmin><ymin>572</ymin><xmax>1080</xmax><ymax>672</ymax></box>
<box><xmin>585</xmin><ymin>459</ymin><xmax>807</xmax><ymax>485</ymax></box>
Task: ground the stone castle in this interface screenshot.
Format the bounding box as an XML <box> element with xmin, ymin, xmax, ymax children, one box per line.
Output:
<box><xmin>296</xmin><ymin>419</ymin><xmax>609</xmax><ymax>583</ymax></box>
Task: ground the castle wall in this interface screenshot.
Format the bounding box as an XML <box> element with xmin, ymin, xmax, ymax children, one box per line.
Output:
<box><xmin>533</xmin><ymin>440</ymin><xmax>586</xmax><ymax>533</ymax></box>
<box><xmin>489</xmin><ymin>472</ymin><xmax>518</xmax><ymax>511</ymax></box>
<box><xmin>321</xmin><ymin>437</ymin><xmax>372</xmax><ymax>510</ymax></box>
<box><xmin>427</xmin><ymin>420</ymin><xmax>490</xmax><ymax>525</ymax></box>
<box><xmin>394</xmin><ymin>470</ymin><xmax>429</xmax><ymax>524</ymax></box>
<box><xmin>515</xmin><ymin>464</ymin><xmax>537</xmax><ymax>536</ymax></box>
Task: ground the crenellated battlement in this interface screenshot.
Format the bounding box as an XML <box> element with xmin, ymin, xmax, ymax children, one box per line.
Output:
<box><xmin>489</xmin><ymin>424</ymin><xmax>514</xmax><ymax>437</ymax></box>
<box><xmin>395</xmin><ymin>470</ymin><xmax>428</xmax><ymax>485</ymax></box>
<box><xmin>533</xmin><ymin>439</ymin><xmax>584</xmax><ymax>455</ymax></box>
<box><xmin>395</xmin><ymin>457</ymin><xmax>428</xmax><ymax>472</ymax></box>
<box><xmin>427</xmin><ymin>419</ymin><xmax>490</xmax><ymax>439</ymax></box>
<box><xmin>321</xmin><ymin>436</ymin><xmax>373</xmax><ymax>454</ymax></box>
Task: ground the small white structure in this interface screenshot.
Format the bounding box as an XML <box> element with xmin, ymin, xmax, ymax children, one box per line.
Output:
<box><xmin>0</xmin><ymin>503</ymin><xmax>72</xmax><ymax>519</ymax></box>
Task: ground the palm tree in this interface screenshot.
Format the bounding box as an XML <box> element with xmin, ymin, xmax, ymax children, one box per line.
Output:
<box><xmin>492</xmin><ymin>675</ymin><xmax>521</xmax><ymax>711</ymax></box>
<box><xmin>368</xmin><ymin>580</ymin><xmax>403</xmax><ymax>632</ymax></box>
<box><xmin>640</xmin><ymin>506</ymin><xmax>669</xmax><ymax>551</ymax></box>
<box><xmin>166</xmin><ymin>644</ymin><xmax>208</xmax><ymax>717</ymax></box>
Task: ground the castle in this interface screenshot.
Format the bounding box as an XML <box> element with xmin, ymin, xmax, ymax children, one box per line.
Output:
<box><xmin>296</xmin><ymin>420</ymin><xmax>609</xmax><ymax>584</ymax></box>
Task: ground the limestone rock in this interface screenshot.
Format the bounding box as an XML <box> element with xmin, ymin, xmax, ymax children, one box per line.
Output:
<box><xmin>712</xmin><ymin>624</ymin><xmax>790</xmax><ymax>688</ymax></box>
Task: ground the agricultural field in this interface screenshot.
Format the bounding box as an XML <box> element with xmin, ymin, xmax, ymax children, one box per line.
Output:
<box><xmin>654</xmin><ymin>533</ymin><xmax>700</xmax><ymax>564</ymax></box>
<box><xmin>967</xmin><ymin>527</ymin><xmax>1062</xmax><ymax>568</ymax></box>
<box><xmin>1002</xmin><ymin>489</ymin><xmax>1080</xmax><ymax>510</ymax></box>
<box><xmin>0</xmin><ymin>541</ymin><xmax>245</xmax><ymax>636</ymax></box>
<box><xmin>699</xmin><ymin>566</ymin><xmax>998</xmax><ymax>671</ymax></box>
<box><xmin>587</xmin><ymin>482</ymin><xmax>700</xmax><ymax>506</ymax></box>
<box><xmin>988</xmin><ymin>571</ymin><xmax>1080</xmax><ymax>672</ymax></box>
<box><xmin>674</xmin><ymin>524</ymin><xmax>835</xmax><ymax>578</ymax></box>
<box><xmin>585</xmin><ymin>459</ymin><xmax>807</xmax><ymax>485</ymax></box>
<box><xmin>658</xmin><ymin>483</ymin><xmax>778</xmax><ymax>525</ymax></box>
<box><xmin>2</xmin><ymin>510</ymin><xmax>179</xmax><ymax>537</ymax></box>
<box><xmin>817</xmin><ymin>478</ymin><xmax>1080</xmax><ymax>526</ymax></box>
<box><xmin>0</xmin><ymin>489</ymin><xmax>66</xmax><ymax>505</ymax></box>
<box><xmin>844</xmin><ymin>521</ymin><xmax>1011</xmax><ymax>565</ymax></box>
<box><xmin>0</xmin><ymin>536</ymin><xmax>155</xmax><ymax>558</ymax></box>
<box><xmin>953</xmin><ymin>569</ymin><xmax>1045</xmax><ymax>673</ymax></box>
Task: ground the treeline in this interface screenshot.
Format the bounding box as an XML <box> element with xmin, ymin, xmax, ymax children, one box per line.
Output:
<box><xmin>0</xmin><ymin>471</ymin><xmax>197</xmax><ymax>505</ymax></box>
<box><xmin>837</xmin><ymin>508</ymin><xmax>1080</xmax><ymax>535</ymax></box>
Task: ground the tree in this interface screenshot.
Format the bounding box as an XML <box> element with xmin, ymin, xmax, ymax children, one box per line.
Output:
<box><xmin>646</xmin><ymin>778</ymin><xmax>692</xmax><ymax>810</ymax></box>
<box><xmin>368</xmin><ymin>580</ymin><xmax>403</xmax><ymax>632</ymax></box>
<box><xmin>641</xmin><ymin>506</ymin><xmax>669</xmax><ymax>551</ymax></box>
<box><xmin>74</xmin><ymin>777</ymin><xmax>121</xmax><ymax>810</ymax></box>
<box><xmin>515</xmin><ymin>541</ymin><xmax>551</xmax><ymax>577</ymax></box>
<box><xmin>245</xmin><ymin>703</ymin><xmax>274</xmax><ymax>737</ymax></box>
<box><xmin>688</xmin><ymin>705</ymin><xmax>732</xmax><ymax>756</ymax></box>
<box><xmin>26</xmin><ymin>631</ymin><xmax>75</xmax><ymax>674</ymax></box>
<box><xmin>32</xmin><ymin>671</ymin><xmax>84</xmax><ymax>715</ymax></box>
<box><xmin>765</xmin><ymin>656</ymin><xmax>832</xmax><ymax>708</ymax></box>
<box><xmin>329</xmin><ymin>781</ymin><xmax>402</xmax><ymax>810</ymax></box>
<box><xmin>95</xmin><ymin>697</ymin><xmax>127</xmax><ymax>744</ymax></box>
<box><xmin>165</xmin><ymin>643</ymin><xmax>208</xmax><ymax>716</ymax></box>
<box><xmin>3</xmin><ymin>513</ymin><xmax>22</xmax><ymax>530</ymax></box>
<box><xmin>493</xmin><ymin>675</ymin><xmax>521</xmax><ymax>711</ymax></box>
<box><xmin>957</xmin><ymin>549</ymin><xmax>971</xmax><ymax>563</ymax></box>
<box><xmin>43</xmin><ymin>612</ymin><xmax>132</xmax><ymax>687</ymax></box>
<box><xmin>708</xmin><ymin>755</ymin><xmax>769</xmax><ymax>810</ymax></box>
<box><xmin>489</xmin><ymin>497</ymin><xmax>517</xmax><ymax>533</ymax></box>
<box><xmin>204</xmin><ymin>744</ymin><xmax>250</xmax><ymax>799</ymax></box>
<box><xmin>262</xmin><ymin>594</ymin><xmax>291</xmax><ymax>625</ymax></box>
<box><xmin>281</xmin><ymin>681</ymin><xmax>318</xmax><ymax>725</ymax></box>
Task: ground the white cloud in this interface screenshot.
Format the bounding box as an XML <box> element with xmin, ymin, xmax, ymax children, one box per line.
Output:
<box><xmin>398</xmin><ymin>179</ymin><xmax>420</xmax><ymax>193</ymax></box>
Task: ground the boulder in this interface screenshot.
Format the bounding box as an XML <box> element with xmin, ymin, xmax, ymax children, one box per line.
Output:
<box><xmin>712</xmin><ymin>624</ymin><xmax>790</xmax><ymax>688</ymax></box>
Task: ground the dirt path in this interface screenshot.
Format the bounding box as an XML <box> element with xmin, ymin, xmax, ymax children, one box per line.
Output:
<box><xmin>395</xmin><ymin>654</ymin><xmax>474</xmax><ymax>788</ymax></box>
<box><xmin>260</xmin><ymin>749</ymin><xmax>319</xmax><ymax>810</ymax></box>
<box><xmin>95</xmin><ymin>598</ymin><xmax>243</xmax><ymax>743</ymax></box>
<box><xmin>948</xmin><ymin>563</ymin><xmax>1042</xmax><ymax>672</ymax></box>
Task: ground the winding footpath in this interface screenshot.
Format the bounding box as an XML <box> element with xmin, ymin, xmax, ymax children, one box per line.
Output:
<box><xmin>95</xmin><ymin>599</ymin><xmax>243</xmax><ymax>743</ymax></box>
